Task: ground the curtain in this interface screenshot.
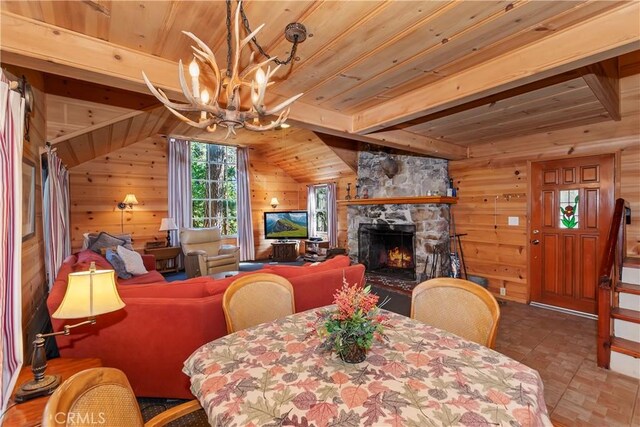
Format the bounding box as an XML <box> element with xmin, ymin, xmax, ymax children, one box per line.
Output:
<box><xmin>237</xmin><ymin>147</ymin><xmax>255</xmax><ymax>261</ymax></box>
<box><xmin>0</xmin><ymin>75</ymin><xmax>25</xmax><ymax>414</ymax></box>
<box><xmin>168</xmin><ymin>138</ymin><xmax>191</xmax><ymax>268</ymax></box>
<box><xmin>43</xmin><ymin>149</ymin><xmax>71</xmax><ymax>290</ymax></box>
<box><xmin>307</xmin><ymin>185</ymin><xmax>316</xmax><ymax>236</ymax></box>
<box><xmin>327</xmin><ymin>183</ymin><xmax>338</xmax><ymax>247</ymax></box>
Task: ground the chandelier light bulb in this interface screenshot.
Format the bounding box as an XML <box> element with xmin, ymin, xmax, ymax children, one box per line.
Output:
<box><xmin>189</xmin><ymin>58</ymin><xmax>200</xmax><ymax>77</ymax></box>
<box><xmin>200</xmin><ymin>89</ymin><xmax>210</xmax><ymax>104</ymax></box>
<box><xmin>255</xmin><ymin>67</ymin><xmax>266</xmax><ymax>85</ymax></box>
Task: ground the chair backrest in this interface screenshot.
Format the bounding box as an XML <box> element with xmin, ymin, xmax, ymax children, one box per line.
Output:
<box><xmin>180</xmin><ymin>227</ymin><xmax>222</xmax><ymax>256</ymax></box>
<box><xmin>223</xmin><ymin>273</ymin><xmax>295</xmax><ymax>333</ymax></box>
<box><xmin>43</xmin><ymin>367</ymin><xmax>144</xmax><ymax>427</ymax></box>
<box><xmin>411</xmin><ymin>278</ymin><xmax>501</xmax><ymax>348</ymax></box>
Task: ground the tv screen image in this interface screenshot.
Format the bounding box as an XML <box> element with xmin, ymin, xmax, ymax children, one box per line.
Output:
<box><xmin>264</xmin><ymin>211</ymin><xmax>309</xmax><ymax>240</ymax></box>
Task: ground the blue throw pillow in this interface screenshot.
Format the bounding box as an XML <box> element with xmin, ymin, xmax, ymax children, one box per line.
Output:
<box><xmin>105</xmin><ymin>249</ymin><xmax>132</xmax><ymax>280</ymax></box>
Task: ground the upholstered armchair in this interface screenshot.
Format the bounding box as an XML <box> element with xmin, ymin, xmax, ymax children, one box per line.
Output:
<box><xmin>180</xmin><ymin>228</ymin><xmax>240</xmax><ymax>278</ymax></box>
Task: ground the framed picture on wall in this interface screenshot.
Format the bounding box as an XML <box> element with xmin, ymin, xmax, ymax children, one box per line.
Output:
<box><xmin>22</xmin><ymin>157</ymin><xmax>35</xmax><ymax>241</ymax></box>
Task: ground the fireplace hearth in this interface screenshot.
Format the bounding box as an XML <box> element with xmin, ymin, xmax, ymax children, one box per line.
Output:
<box><xmin>358</xmin><ymin>223</ymin><xmax>416</xmax><ymax>281</ymax></box>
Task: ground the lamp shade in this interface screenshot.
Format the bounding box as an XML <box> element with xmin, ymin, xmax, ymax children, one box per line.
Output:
<box><xmin>53</xmin><ymin>269</ymin><xmax>125</xmax><ymax>319</ymax></box>
<box><xmin>159</xmin><ymin>217</ymin><xmax>178</xmax><ymax>232</ymax></box>
<box><xmin>122</xmin><ymin>194</ymin><xmax>139</xmax><ymax>205</ymax></box>
<box><xmin>270</xmin><ymin>197</ymin><xmax>279</xmax><ymax>208</ymax></box>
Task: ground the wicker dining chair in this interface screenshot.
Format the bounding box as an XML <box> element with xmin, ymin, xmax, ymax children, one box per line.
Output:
<box><xmin>411</xmin><ymin>278</ymin><xmax>501</xmax><ymax>348</ymax></box>
<box><xmin>223</xmin><ymin>273</ymin><xmax>295</xmax><ymax>333</ymax></box>
<box><xmin>42</xmin><ymin>367</ymin><xmax>201</xmax><ymax>427</ymax></box>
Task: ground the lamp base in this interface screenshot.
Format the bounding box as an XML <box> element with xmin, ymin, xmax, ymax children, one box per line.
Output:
<box><xmin>15</xmin><ymin>374</ymin><xmax>61</xmax><ymax>403</ymax></box>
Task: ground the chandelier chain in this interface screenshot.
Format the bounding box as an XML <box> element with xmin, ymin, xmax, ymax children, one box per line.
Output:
<box><xmin>236</xmin><ymin>0</ymin><xmax>299</xmax><ymax>65</ymax></box>
<box><xmin>226</xmin><ymin>0</ymin><xmax>232</xmax><ymax>77</ymax></box>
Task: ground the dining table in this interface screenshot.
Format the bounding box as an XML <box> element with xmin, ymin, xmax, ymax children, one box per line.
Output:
<box><xmin>184</xmin><ymin>307</ymin><xmax>552</xmax><ymax>426</ymax></box>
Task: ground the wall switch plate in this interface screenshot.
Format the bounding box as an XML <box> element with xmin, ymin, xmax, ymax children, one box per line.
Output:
<box><xmin>508</xmin><ymin>216</ymin><xmax>519</xmax><ymax>226</ymax></box>
<box><xmin>499</xmin><ymin>287</ymin><xmax>507</xmax><ymax>296</ymax></box>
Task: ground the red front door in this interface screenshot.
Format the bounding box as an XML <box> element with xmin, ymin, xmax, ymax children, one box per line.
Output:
<box><xmin>530</xmin><ymin>154</ymin><xmax>615</xmax><ymax>314</ymax></box>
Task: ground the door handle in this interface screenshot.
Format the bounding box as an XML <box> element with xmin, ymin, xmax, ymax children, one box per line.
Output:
<box><xmin>531</xmin><ymin>239</ymin><xmax>540</xmax><ymax>245</ymax></box>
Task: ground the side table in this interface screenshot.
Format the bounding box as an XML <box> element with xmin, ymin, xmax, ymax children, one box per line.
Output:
<box><xmin>144</xmin><ymin>246</ymin><xmax>181</xmax><ymax>273</ymax></box>
<box><xmin>3</xmin><ymin>358</ymin><xmax>103</xmax><ymax>427</ymax></box>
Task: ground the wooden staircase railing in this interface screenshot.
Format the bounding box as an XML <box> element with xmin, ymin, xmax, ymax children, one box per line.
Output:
<box><xmin>597</xmin><ymin>198</ymin><xmax>630</xmax><ymax>368</ymax></box>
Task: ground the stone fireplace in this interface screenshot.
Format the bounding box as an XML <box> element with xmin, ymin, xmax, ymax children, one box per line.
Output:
<box><xmin>347</xmin><ymin>151</ymin><xmax>451</xmax><ymax>281</ymax></box>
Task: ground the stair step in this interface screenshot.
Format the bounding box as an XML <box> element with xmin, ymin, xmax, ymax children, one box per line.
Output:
<box><xmin>611</xmin><ymin>336</ymin><xmax>640</xmax><ymax>358</ymax></box>
<box><xmin>617</xmin><ymin>282</ymin><xmax>640</xmax><ymax>295</ymax></box>
<box><xmin>611</xmin><ymin>307</ymin><xmax>640</xmax><ymax>323</ymax></box>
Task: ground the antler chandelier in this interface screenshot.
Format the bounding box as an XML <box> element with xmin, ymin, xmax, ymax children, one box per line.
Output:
<box><xmin>142</xmin><ymin>0</ymin><xmax>306</xmax><ymax>139</ymax></box>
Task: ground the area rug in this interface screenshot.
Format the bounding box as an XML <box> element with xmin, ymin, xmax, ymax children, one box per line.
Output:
<box><xmin>365</xmin><ymin>272</ymin><xmax>419</xmax><ymax>296</ymax></box>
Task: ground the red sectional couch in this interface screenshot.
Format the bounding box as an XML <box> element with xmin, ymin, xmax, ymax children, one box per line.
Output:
<box><xmin>47</xmin><ymin>251</ymin><xmax>364</xmax><ymax>398</ymax></box>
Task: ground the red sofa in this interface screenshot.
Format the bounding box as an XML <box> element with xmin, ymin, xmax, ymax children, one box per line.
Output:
<box><xmin>47</xmin><ymin>251</ymin><xmax>364</xmax><ymax>398</ymax></box>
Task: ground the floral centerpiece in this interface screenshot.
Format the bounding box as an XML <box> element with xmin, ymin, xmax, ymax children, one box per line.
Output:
<box><xmin>311</xmin><ymin>277</ymin><xmax>389</xmax><ymax>363</ymax></box>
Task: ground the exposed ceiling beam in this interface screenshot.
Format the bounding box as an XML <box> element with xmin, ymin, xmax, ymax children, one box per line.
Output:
<box><xmin>364</xmin><ymin>130</ymin><xmax>468</xmax><ymax>160</ymax></box>
<box><xmin>0</xmin><ymin>11</ymin><xmax>353</xmax><ymax>134</ymax></box>
<box><xmin>0</xmin><ymin>10</ymin><xmax>469</xmax><ymax>159</ymax></box>
<box><xmin>581</xmin><ymin>58</ymin><xmax>621</xmax><ymax>121</ymax></box>
<box><xmin>44</xmin><ymin>74</ymin><xmax>159</xmax><ymax>110</ymax></box>
<box><xmin>293</xmin><ymin>119</ymin><xmax>467</xmax><ymax>160</ymax></box>
<box><xmin>377</xmin><ymin>70</ymin><xmax>583</xmax><ymax>132</ymax></box>
<box><xmin>313</xmin><ymin>132</ymin><xmax>359</xmax><ymax>173</ymax></box>
<box><xmin>353</xmin><ymin>2</ymin><xmax>640</xmax><ymax>134</ymax></box>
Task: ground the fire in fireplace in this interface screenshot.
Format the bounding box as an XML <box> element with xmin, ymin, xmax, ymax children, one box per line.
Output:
<box><xmin>386</xmin><ymin>246</ymin><xmax>413</xmax><ymax>268</ymax></box>
<box><xmin>358</xmin><ymin>223</ymin><xmax>416</xmax><ymax>280</ymax></box>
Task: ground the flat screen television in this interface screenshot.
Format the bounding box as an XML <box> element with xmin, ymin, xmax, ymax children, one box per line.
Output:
<box><xmin>264</xmin><ymin>211</ymin><xmax>309</xmax><ymax>240</ymax></box>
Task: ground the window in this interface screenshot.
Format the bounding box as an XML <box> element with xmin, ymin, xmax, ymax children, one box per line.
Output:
<box><xmin>190</xmin><ymin>142</ymin><xmax>237</xmax><ymax>235</ymax></box>
<box><xmin>312</xmin><ymin>184</ymin><xmax>328</xmax><ymax>236</ymax></box>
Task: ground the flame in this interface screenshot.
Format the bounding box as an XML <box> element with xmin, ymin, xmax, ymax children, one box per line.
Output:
<box><xmin>387</xmin><ymin>247</ymin><xmax>412</xmax><ymax>268</ymax></box>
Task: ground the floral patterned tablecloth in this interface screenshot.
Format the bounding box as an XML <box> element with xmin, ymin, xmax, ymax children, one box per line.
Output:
<box><xmin>184</xmin><ymin>307</ymin><xmax>552</xmax><ymax>426</ymax></box>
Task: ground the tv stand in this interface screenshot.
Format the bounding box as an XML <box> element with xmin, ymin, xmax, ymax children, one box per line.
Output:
<box><xmin>271</xmin><ymin>241</ymin><xmax>299</xmax><ymax>262</ymax></box>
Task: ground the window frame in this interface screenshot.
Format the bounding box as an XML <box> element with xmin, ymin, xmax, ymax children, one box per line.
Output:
<box><xmin>190</xmin><ymin>142</ymin><xmax>238</xmax><ymax>237</ymax></box>
<box><xmin>311</xmin><ymin>184</ymin><xmax>329</xmax><ymax>239</ymax></box>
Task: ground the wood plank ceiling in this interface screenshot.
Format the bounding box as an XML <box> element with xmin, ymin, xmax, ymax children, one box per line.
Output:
<box><xmin>2</xmin><ymin>0</ymin><xmax>638</xmax><ymax>180</ymax></box>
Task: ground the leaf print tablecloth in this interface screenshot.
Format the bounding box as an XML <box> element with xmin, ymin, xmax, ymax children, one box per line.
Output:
<box><xmin>184</xmin><ymin>307</ymin><xmax>552</xmax><ymax>426</ymax></box>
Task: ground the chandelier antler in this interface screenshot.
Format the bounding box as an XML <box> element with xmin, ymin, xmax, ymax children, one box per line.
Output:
<box><xmin>142</xmin><ymin>0</ymin><xmax>305</xmax><ymax>139</ymax></box>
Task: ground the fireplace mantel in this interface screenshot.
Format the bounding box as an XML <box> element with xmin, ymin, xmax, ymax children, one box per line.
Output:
<box><xmin>338</xmin><ymin>196</ymin><xmax>457</xmax><ymax>206</ymax></box>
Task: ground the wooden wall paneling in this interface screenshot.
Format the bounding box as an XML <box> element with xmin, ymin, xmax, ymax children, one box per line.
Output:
<box><xmin>69</xmin><ymin>137</ymin><xmax>168</xmax><ymax>252</ymax></box>
<box><xmin>248</xmin><ymin>147</ymin><xmax>303</xmax><ymax>259</ymax></box>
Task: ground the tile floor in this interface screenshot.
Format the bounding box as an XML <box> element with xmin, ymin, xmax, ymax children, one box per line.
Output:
<box><xmin>495</xmin><ymin>302</ymin><xmax>640</xmax><ymax>427</ymax></box>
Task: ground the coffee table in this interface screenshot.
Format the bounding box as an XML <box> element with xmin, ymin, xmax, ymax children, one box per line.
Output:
<box><xmin>210</xmin><ymin>270</ymin><xmax>241</xmax><ymax>280</ymax></box>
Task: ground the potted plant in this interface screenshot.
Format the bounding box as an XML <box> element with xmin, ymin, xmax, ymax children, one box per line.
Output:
<box><xmin>311</xmin><ymin>277</ymin><xmax>389</xmax><ymax>363</ymax></box>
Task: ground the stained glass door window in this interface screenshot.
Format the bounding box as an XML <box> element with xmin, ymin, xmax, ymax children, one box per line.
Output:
<box><xmin>559</xmin><ymin>190</ymin><xmax>579</xmax><ymax>229</ymax></box>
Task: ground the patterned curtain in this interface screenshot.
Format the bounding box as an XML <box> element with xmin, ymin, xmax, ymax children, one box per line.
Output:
<box><xmin>327</xmin><ymin>183</ymin><xmax>338</xmax><ymax>247</ymax></box>
<box><xmin>237</xmin><ymin>147</ymin><xmax>255</xmax><ymax>261</ymax></box>
<box><xmin>168</xmin><ymin>137</ymin><xmax>191</xmax><ymax>268</ymax></box>
<box><xmin>307</xmin><ymin>185</ymin><xmax>316</xmax><ymax>236</ymax></box>
<box><xmin>43</xmin><ymin>148</ymin><xmax>71</xmax><ymax>290</ymax></box>
<box><xmin>0</xmin><ymin>74</ymin><xmax>25</xmax><ymax>413</ymax></box>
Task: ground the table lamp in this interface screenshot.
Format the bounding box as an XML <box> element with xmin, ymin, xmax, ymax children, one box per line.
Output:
<box><xmin>15</xmin><ymin>263</ymin><xmax>125</xmax><ymax>402</ymax></box>
<box><xmin>159</xmin><ymin>217</ymin><xmax>178</xmax><ymax>246</ymax></box>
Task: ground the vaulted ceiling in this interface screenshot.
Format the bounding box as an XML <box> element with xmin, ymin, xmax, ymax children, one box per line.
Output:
<box><xmin>1</xmin><ymin>1</ymin><xmax>638</xmax><ymax>179</ymax></box>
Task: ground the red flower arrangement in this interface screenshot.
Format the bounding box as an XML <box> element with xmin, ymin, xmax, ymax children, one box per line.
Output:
<box><xmin>311</xmin><ymin>275</ymin><xmax>390</xmax><ymax>362</ymax></box>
